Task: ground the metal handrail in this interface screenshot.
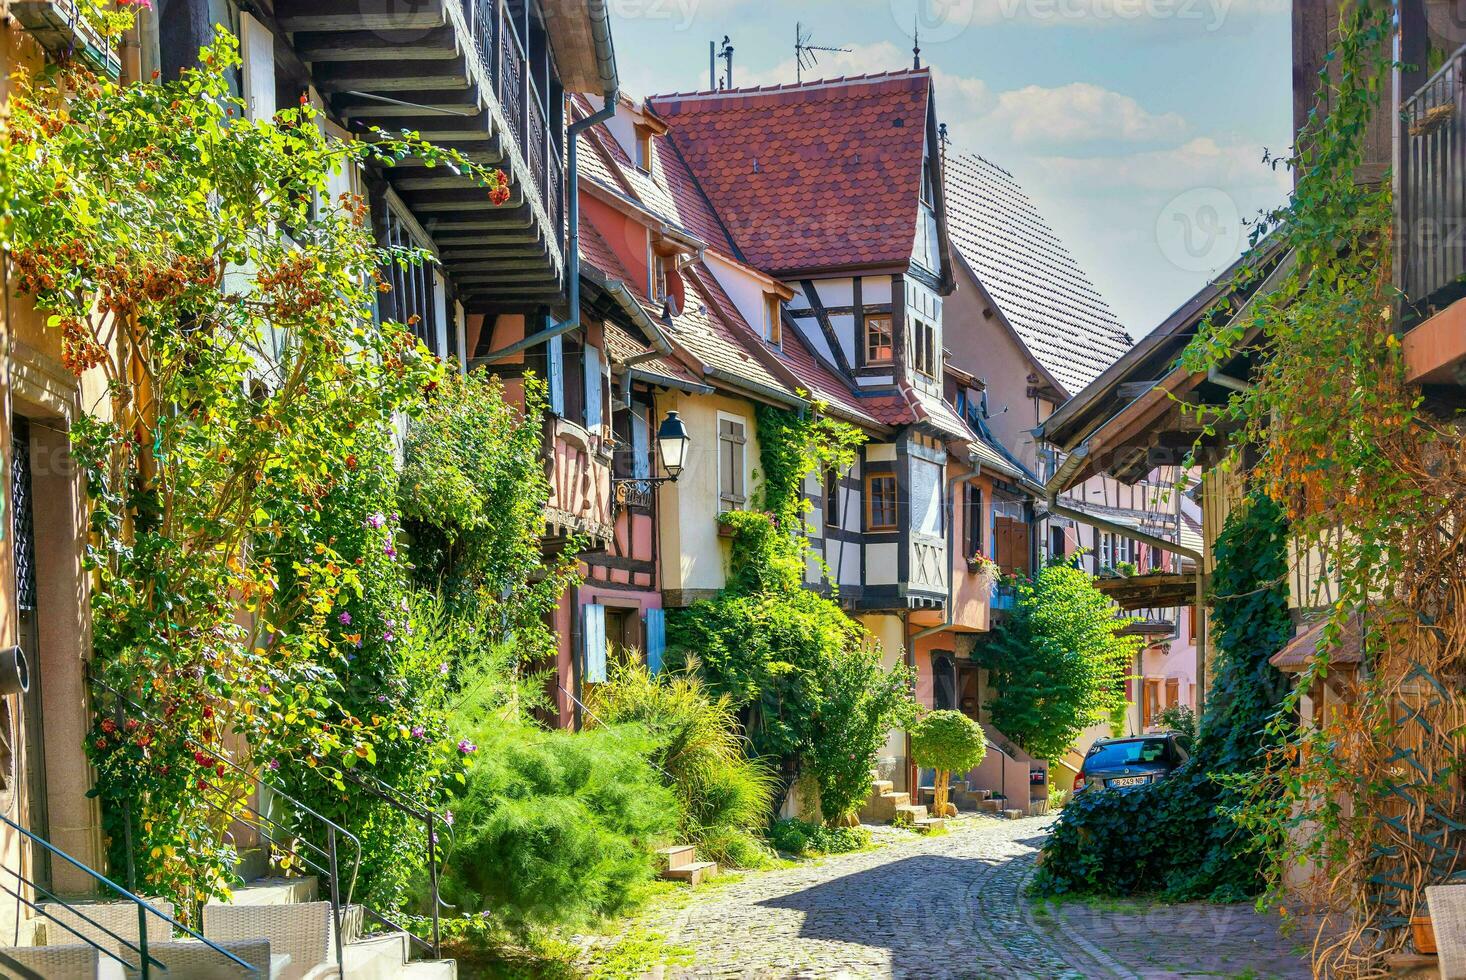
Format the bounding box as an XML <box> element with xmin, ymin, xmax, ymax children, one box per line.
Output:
<box><xmin>332</xmin><ymin>768</ymin><xmax>455</xmax><ymax>960</ymax></box>
<box><xmin>0</xmin><ymin>810</ymin><xmax>257</xmax><ymax>976</ymax></box>
<box><xmin>88</xmin><ymin>675</ymin><xmax>364</xmax><ymax>977</ymax></box>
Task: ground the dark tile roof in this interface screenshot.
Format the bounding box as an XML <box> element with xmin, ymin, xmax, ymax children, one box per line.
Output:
<box><xmin>944</xmin><ymin>153</ymin><xmax>1133</xmax><ymax>395</ymax></box>
<box><xmin>648</xmin><ymin>71</ymin><xmax>932</xmax><ymax>275</ymax></box>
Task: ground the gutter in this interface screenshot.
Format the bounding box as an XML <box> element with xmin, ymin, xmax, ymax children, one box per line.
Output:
<box><xmin>471</xmin><ymin>77</ymin><xmax>620</xmax><ymax>365</ymax></box>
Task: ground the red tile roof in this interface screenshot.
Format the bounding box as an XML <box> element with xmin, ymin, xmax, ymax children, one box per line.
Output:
<box><xmin>649</xmin><ymin>71</ymin><xmax>933</xmax><ymax>276</ymax></box>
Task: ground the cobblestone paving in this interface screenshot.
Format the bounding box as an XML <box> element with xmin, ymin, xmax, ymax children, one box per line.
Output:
<box><xmin>657</xmin><ymin>815</ymin><xmax>1311</xmax><ymax>979</ymax></box>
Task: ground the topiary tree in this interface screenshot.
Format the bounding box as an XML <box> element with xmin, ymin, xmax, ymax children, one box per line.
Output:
<box><xmin>909</xmin><ymin>711</ymin><xmax>987</xmax><ymax>818</ymax></box>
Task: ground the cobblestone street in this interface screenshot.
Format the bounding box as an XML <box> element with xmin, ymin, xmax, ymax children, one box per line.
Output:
<box><xmin>656</xmin><ymin>816</ymin><xmax>1311</xmax><ymax>979</ymax></box>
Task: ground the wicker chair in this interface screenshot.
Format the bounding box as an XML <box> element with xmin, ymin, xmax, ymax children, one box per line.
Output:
<box><xmin>36</xmin><ymin>899</ymin><xmax>176</xmax><ymax>968</ymax></box>
<box><xmin>121</xmin><ymin>938</ymin><xmax>273</xmax><ymax>979</ymax></box>
<box><xmin>203</xmin><ymin>900</ymin><xmax>335</xmax><ymax>980</ymax></box>
<box><xmin>0</xmin><ymin>943</ymin><xmax>102</xmax><ymax>980</ymax></box>
<box><xmin>1429</xmin><ymin>885</ymin><xmax>1466</xmax><ymax>979</ymax></box>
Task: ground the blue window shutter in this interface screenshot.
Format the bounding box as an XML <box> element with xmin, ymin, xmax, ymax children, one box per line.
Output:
<box><xmin>645</xmin><ymin>608</ymin><xmax>666</xmax><ymax>674</ymax></box>
<box><xmin>584</xmin><ymin>346</ymin><xmax>603</xmax><ymax>430</ymax></box>
<box><xmin>584</xmin><ymin>603</ymin><xmax>607</xmax><ymax>683</ymax></box>
<box><xmin>547</xmin><ymin>333</ymin><xmax>565</xmax><ymax>416</ymax></box>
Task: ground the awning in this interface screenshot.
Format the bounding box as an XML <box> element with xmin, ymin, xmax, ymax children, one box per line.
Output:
<box><xmin>1270</xmin><ymin>611</ymin><xmax>1364</xmax><ymax>673</ymax></box>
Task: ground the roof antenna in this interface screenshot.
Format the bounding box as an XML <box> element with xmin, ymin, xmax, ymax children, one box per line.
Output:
<box><xmin>795</xmin><ymin>22</ymin><xmax>851</xmax><ymax>84</ymax></box>
<box><xmin>912</xmin><ymin>17</ymin><xmax>921</xmax><ymax>69</ymax></box>
<box><xmin>939</xmin><ymin>122</ymin><xmax>950</xmax><ymax>164</ymax></box>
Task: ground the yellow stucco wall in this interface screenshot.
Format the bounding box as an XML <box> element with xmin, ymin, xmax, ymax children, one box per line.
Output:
<box><xmin>655</xmin><ymin>389</ymin><xmax>764</xmax><ymax>600</ymax></box>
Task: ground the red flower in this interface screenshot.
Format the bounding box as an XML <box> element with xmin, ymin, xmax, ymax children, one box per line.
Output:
<box><xmin>125</xmin><ymin>719</ymin><xmax>140</xmax><ymax>732</ymax></box>
<box><xmin>100</xmin><ymin>718</ymin><xmax>117</xmax><ymax>734</ymax></box>
<box><xmin>197</xmin><ymin>779</ymin><xmax>208</xmax><ymax>791</ymax></box>
<box><xmin>194</xmin><ymin>751</ymin><xmax>211</xmax><ymax>767</ymax></box>
<box><xmin>201</xmin><ymin>706</ymin><xmax>213</xmax><ymax>720</ymax></box>
<box><xmin>345</xmin><ymin>454</ymin><xmax>358</xmax><ymax>470</ymax></box>
<box><xmin>94</xmin><ymin>737</ymin><xmax>108</xmax><ymax>750</ymax></box>
<box><xmin>215</xmin><ymin>763</ymin><xmax>226</xmax><ymax>777</ymax></box>
<box><xmin>489</xmin><ymin>185</ymin><xmax>511</xmax><ymax>206</ymax></box>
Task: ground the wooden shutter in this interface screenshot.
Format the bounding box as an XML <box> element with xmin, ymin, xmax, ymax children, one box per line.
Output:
<box><xmin>547</xmin><ymin>334</ymin><xmax>565</xmax><ymax>416</ymax></box>
<box><xmin>240</xmin><ymin>13</ymin><xmax>276</xmax><ymax>122</ymax></box>
<box><xmin>645</xmin><ymin>608</ymin><xmax>666</xmax><ymax>674</ymax></box>
<box><xmin>583</xmin><ymin>604</ymin><xmax>607</xmax><ymax>683</ymax></box>
<box><xmin>584</xmin><ymin>346</ymin><xmax>603</xmax><ymax>430</ymax></box>
<box><xmin>1165</xmin><ymin>678</ymin><xmax>1180</xmax><ymax>708</ymax></box>
<box><xmin>631</xmin><ymin>409</ymin><xmax>651</xmax><ymax>480</ymax></box>
<box><xmin>719</xmin><ymin>417</ymin><xmax>746</xmax><ymax>510</ymax></box>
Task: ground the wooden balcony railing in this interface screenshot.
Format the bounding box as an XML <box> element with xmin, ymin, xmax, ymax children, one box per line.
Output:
<box><xmin>1400</xmin><ymin>43</ymin><xmax>1466</xmax><ymax>322</ymax></box>
<box><xmin>465</xmin><ymin>0</ymin><xmax>561</xmax><ymax>243</ymax></box>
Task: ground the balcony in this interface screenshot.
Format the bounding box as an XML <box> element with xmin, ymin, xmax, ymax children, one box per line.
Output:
<box><xmin>276</xmin><ymin>0</ymin><xmax>567</xmax><ymax>310</ymax></box>
<box><xmin>1399</xmin><ymin>43</ymin><xmax>1466</xmax><ymax>327</ymax></box>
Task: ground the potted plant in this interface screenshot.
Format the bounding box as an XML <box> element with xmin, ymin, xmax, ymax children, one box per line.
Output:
<box><xmin>909</xmin><ymin>710</ymin><xmax>987</xmax><ymax>819</ymax></box>
<box><xmin>967</xmin><ymin>553</ymin><xmax>1000</xmax><ymax>578</ymax></box>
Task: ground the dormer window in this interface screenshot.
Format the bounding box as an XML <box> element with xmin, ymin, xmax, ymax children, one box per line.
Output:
<box><xmin>863</xmin><ymin>313</ymin><xmax>894</xmax><ymax>365</ymax></box>
<box><xmin>651</xmin><ymin>253</ymin><xmax>673</xmax><ymax>304</ymax></box>
<box><xmin>762</xmin><ymin>293</ymin><xmax>782</xmax><ymax>346</ymax></box>
<box><xmin>912</xmin><ymin>318</ymin><xmax>937</xmax><ymax>378</ymax></box>
<box><xmin>635</xmin><ymin>127</ymin><xmax>654</xmax><ymax>172</ymax></box>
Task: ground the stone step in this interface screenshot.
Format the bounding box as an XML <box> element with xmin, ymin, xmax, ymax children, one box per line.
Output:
<box><xmin>1002</xmin><ymin>808</ymin><xmax>1025</xmax><ymax>820</ymax></box>
<box><xmin>662</xmin><ymin>861</ymin><xmax>718</xmax><ymax>887</ymax></box>
<box><xmin>344</xmin><ymin>930</ymin><xmax>413</xmax><ymax>980</ymax></box>
<box><xmin>890</xmin><ymin>803</ymin><xmax>929</xmax><ymax>826</ymax></box>
<box><xmin>871</xmin><ymin>779</ymin><xmax>894</xmax><ymax>795</ymax></box>
<box><xmin>860</xmin><ymin>790</ymin><xmax>913</xmax><ymax>822</ymax></box>
<box><xmin>957</xmin><ymin>788</ymin><xmax>991</xmax><ymax>802</ymax></box>
<box><xmin>914</xmin><ymin>817</ymin><xmax>946</xmax><ymax>833</ymax></box>
<box><xmin>209</xmin><ymin>876</ymin><xmax>319</xmax><ymax>906</ymax></box>
<box><xmin>976</xmin><ymin>799</ymin><xmax>1004</xmax><ymax>813</ymax></box>
<box><xmin>656</xmin><ymin>844</ymin><xmax>697</xmax><ymax>872</ymax></box>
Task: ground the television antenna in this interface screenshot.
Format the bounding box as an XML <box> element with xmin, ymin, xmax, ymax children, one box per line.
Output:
<box><xmin>795</xmin><ymin>22</ymin><xmax>850</xmax><ymax>83</ymax></box>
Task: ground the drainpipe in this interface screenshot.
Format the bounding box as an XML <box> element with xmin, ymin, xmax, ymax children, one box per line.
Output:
<box><xmin>913</xmin><ymin>464</ymin><xmax>985</xmax><ymax>642</ymax></box>
<box><xmin>471</xmin><ymin>77</ymin><xmax>620</xmax><ymax>365</ymax></box>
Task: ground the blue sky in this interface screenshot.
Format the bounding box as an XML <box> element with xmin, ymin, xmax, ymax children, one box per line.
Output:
<box><xmin>606</xmin><ymin>0</ymin><xmax>1293</xmax><ymax>338</ymax></box>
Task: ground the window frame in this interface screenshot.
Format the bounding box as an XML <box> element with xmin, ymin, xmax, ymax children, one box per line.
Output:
<box><xmin>825</xmin><ymin>466</ymin><xmax>841</xmax><ymax>530</ymax></box>
<box><xmin>911</xmin><ymin>318</ymin><xmax>937</xmax><ymax>378</ymax></box>
<box><xmin>865</xmin><ymin>473</ymin><xmax>898</xmax><ymax>532</ymax></box>
<box><xmin>635</xmin><ymin>128</ymin><xmax>653</xmax><ymax>172</ymax></box>
<box><xmin>763</xmin><ymin>292</ymin><xmax>782</xmax><ymax>346</ymax></box>
<box><xmin>862</xmin><ymin>313</ymin><xmax>894</xmax><ymax>366</ymax></box>
<box><xmin>962</xmin><ymin>483</ymin><xmax>983</xmax><ymax>558</ymax></box>
<box><xmin>717</xmin><ymin>412</ymin><xmax>748</xmax><ymax>513</ymax></box>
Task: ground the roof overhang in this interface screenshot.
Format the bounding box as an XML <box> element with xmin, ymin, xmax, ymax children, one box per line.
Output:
<box><xmin>542</xmin><ymin>0</ymin><xmax>619</xmax><ymax>95</ymax></box>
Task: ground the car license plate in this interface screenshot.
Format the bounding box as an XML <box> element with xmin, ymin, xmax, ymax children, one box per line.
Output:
<box><xmin>1108</xmin><ymin>776</ymin><xmax>1147</xmax><ymax>787</ymax></box>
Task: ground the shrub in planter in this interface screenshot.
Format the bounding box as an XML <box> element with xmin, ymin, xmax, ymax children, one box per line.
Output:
<box><xmin>441</xmin><ymin>720</ymin><xmax>677</xmax><ymax>927</ymax></box>
<box><xmin>909</xmin><ymin>710</ymin><xmax>986</xmax><ymax>818</ymax></box>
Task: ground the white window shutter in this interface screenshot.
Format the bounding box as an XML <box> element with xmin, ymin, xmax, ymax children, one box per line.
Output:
<box><xmin>240</xmin><ymin>14</ymin><xmax>276</xmax><ymax>122</ymax></box>
<box><xmin>645</xmin><ymin>608</ymin><xmax>666</xmax><ymax>674</ymax></box>
<box><xmin>547</xmin><ymin>334</ymin><xmax>565</xmax><ymax>416</ymax></box>
<box><xmin>585</xmin><ymin>346</ymin><xmax>603</xmax><ymax>430</ymax></box>
<box><xmin>584</xmin><ymin>604</ymin><xmax>607</xmax><ymax>683</ymax></box>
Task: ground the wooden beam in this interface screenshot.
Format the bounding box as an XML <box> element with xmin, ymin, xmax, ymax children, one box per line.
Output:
<box><xmin>274</xmin><ymin>0</ymin><xmax>446</xmax><ymax>33</ymax></box>
<box><xmin>312</xmin><ymin>60</ymin><xmax>470</xmax><ymax>94</ymax></box>
<box><xmin>800</xmin><ymin>279</ymin><xmax>852</xmax><ymax>376</ymax></box>
<box><xmin>293</xmin><ymin>27</ymin><xmax>459</xmax><ymax>63</ymax></box>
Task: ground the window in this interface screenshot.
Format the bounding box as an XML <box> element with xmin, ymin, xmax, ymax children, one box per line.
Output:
<box><xmin>1049</xmin><ymin>525</ymin><xmax>1066</xmax><ymax>564</ymax></box>
<box><xmin>651</xmin><ymin>252</ymin><xmax>669</xmax><ymax>304</ymax></box>
<box><xmin>718</xmin><ymin>415</ymin><xmax>747</xmax><ymax>512</ymax></box>
<box><xmin>911</xmin><ymin>318</ymin><xmax>937</xmax><ymax>378</ymax></box>
<box><xmin>992</xmin><ymin>496</ymin><xmax>1030</xmax><ymax>575</ymax></box>
<box><xmin>825</xmin><ymin>467</ymin><xmax>841</xmax><ymax>529</ymax></box>
<box><xmin>866</xmin><ymin>473</ymin><xmax>897</xmax><ymax>531</ymax></box>
<box><xmin>635</xmin><ymin>129</ymin><xmax>653</xmax><ymax>172</ymax></box>
<box><xmin>762</xmin><ymin>293</ymin><xmax>782</xmax><ymax>345</ymax></box>
<box><xmin>911</xmin><ymin>459</ymin><xmax>942</xmax><ymax>537</ymax></box>
<box><xmin>1099</xmin><ymin>533</ymin><xmax>1114</xmax><ymax>570</ymax></box>
<box><xmin>863</xmin><ymin>314</ymin><xmax>894</xmax><ymax>365</ymax></box>
<box><xmin>963</xmin><ymin>484</ymin><xmax>983</xmax><ymax>558</ymax></box>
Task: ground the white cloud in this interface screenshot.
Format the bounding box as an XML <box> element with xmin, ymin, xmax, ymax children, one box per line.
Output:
<box><xmin>1029</xmin><ymin>136</ymin><xmax>1287</xmax><ymax>194</ymax></box>
<box><xmin>981</xmin><ymin>82</ymin><xmax>1186</xmax><ymax>147</ymax></box>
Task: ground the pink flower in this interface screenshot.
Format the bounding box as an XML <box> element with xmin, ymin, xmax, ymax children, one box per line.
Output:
<box><xmin>438</xmin><ymin>663</ymin><xmax>450</xmax><ymax>675</ymax></box>
<box><xmin>366</xmin><ymin>513</ymin><xmax>386</xmax><ymax>529</ymax></box>
<box><xmin>338</xmin><ymin>611</ymin><xmax>352</xmax><ymax>626</ymax></box>
<box><xmin>411</xmin><ymin>725</ymin><xmax>426</xmax><ymax>739</ymax></box>
<box><xmin>457</xmin><ymin>739</ymin><xmax>477</xmax><ymax>755</ymax></box>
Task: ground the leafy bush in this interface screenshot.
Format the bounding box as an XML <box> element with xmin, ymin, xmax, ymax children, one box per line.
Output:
<box><xmin>767</xmin><ymin>818</ymin><xmax>871</xmax><ymax>856</ymax></box>
<box><xmin>441</xmin><ymin>719</ymin><xmax>677</xmax><ymax>928</ymax></box>
<box><xmin>909</xmin><ymin>710</ymin><xmax>987</xmax><ymax>816</ymax></box>
<box><xmin>1033</xmin><ymin>493</ymin><xmax>1291</xmax><ymax>901</ymax></box>
<box><xmin>584</xmin><ymin>661</ymin><xmax>775</xmax><ymax>868</ymax></box>
<box><xmin>976</xmin><ymin>565</ymin><xmax>1139</xmax><ymax>761</ymax></box>
<box><xmin>1155</xmin><ymin>703</ymin><xmax>1197</xmax><ymax>738</ymax></box>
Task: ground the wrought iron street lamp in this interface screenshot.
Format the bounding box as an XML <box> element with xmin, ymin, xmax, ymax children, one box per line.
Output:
<box><xmin>614</xmin><ymin>411</ymin><xmax>689</xmax><ymax>505</ymax></box>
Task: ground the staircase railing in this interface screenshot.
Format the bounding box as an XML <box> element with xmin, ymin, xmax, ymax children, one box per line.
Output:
<box><xmin>333</xmin><ymin>769</ymin><xmax>455</xmax><ymax>960</ymax></box>
<box><xmin>88</xmin><ymin>675</ymin><xmax>362</xmax><ymax>978</ymax></box>
<box><xmin>0</xmin><ymin>810</ymin><xmax>257</xmax><ymax>977</ymax></box>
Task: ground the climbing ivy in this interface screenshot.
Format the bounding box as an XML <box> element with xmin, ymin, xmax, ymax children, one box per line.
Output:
<box><xmin>668</xmin><ymin>405</ymin><xmax>915</xmax><ymax>824</ymax></box>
